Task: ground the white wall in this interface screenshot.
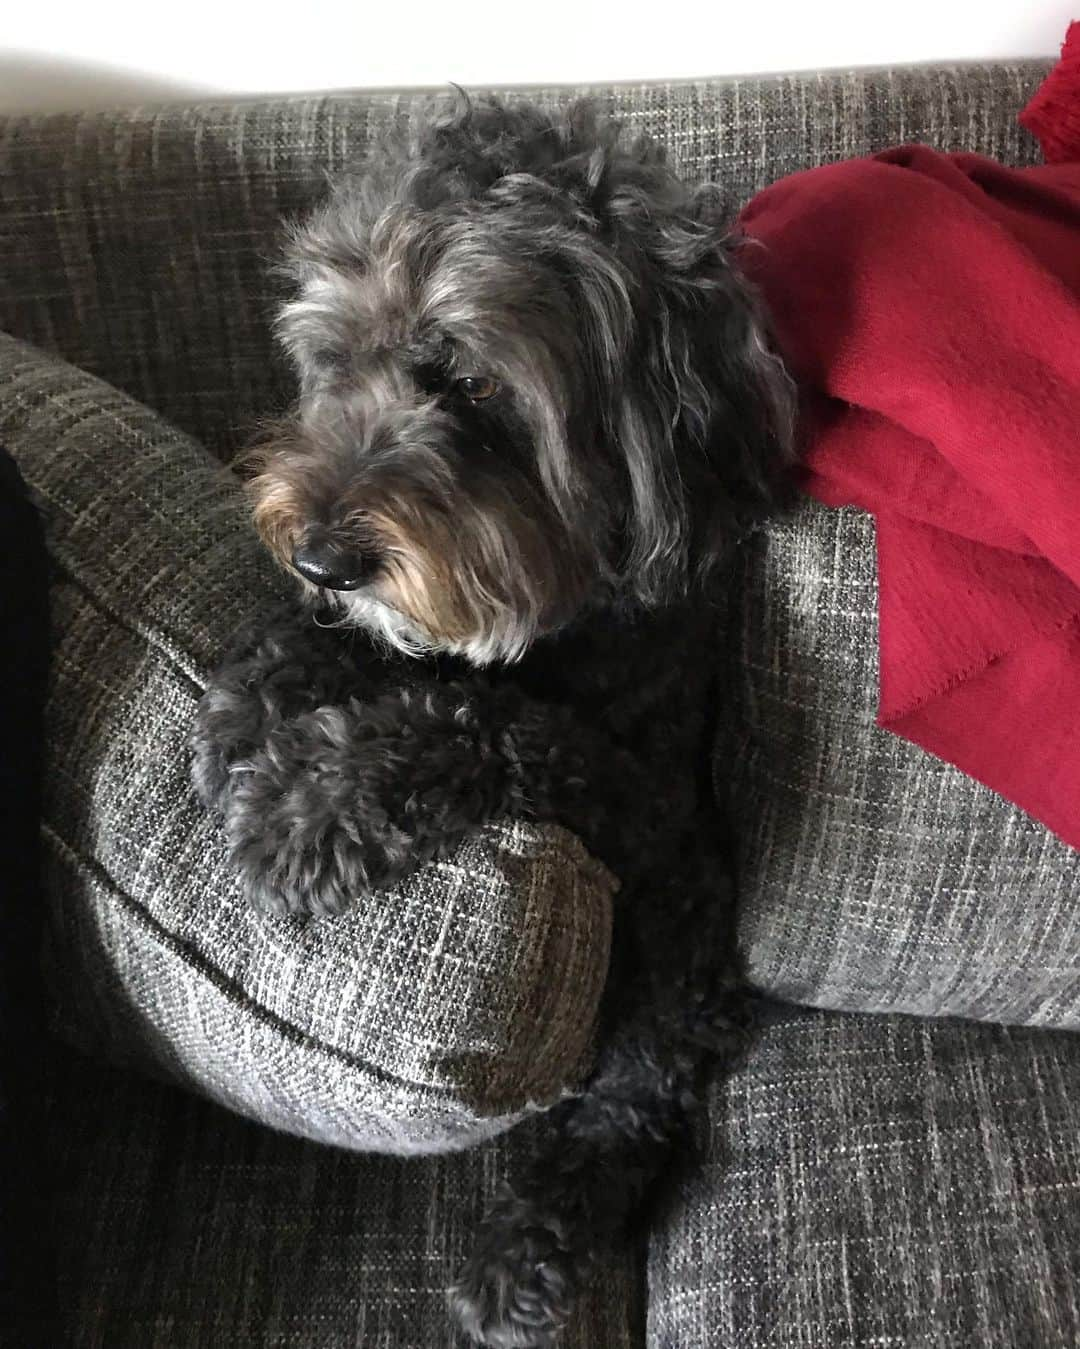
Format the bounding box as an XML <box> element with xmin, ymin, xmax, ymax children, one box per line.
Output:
<box><xmin>1</xmin><ymin>1</ymin><xmax>1072</xmax><ymax>114</ymax></box>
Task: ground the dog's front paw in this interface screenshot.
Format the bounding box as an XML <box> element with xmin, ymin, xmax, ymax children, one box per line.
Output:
<box><xmin>226</xmin><ymin>809</ymin><xmax>377</xmax><ymax>919</ymax></box>
<box><xmin>450</xmin><ymin>1185</ymin><xmax>579</xmax><ymax>1348</ymax></box>
<box><xmin>191</xmin><ymin>612</ymin><xmax>360</xmax><ymax>815</ymax></box>
<box><xmin>212</xmin><ymin>681</ymin><xmax>516</xmax><ymax>918</ymax></box>
<box><xmin>220</xmin><ymin>707</ymin><xmax>412</xmax><ymax>917</ymax></box>
<box><xmin>224</xmin><ymin>776</ymin><xmax>381</xmax><ymax>918</ymax></box>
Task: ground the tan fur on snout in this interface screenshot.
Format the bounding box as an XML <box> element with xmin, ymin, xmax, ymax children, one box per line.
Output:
<box><xmin>239</xmin><ymin>426</ymin><xmax>319</xmax><ymax>569</ymax></box>
<box><xmin>354</xmin><ymin>484</ymin><xmax>576</xmax><ymax>661</ymax></box>
<box><xmin>241</xmin><ymin>424</ymin><xmax>589</xmax><ymax>662</ymax></box>
<box><xmin>249</xmin><ymin>473</ymin><xmax>307</xmax><ymax>566</ymax></box>
<box><xmin>366</xmin><ymin>511</ymin><xmax>479</xmax><ymax>645</ymax></box>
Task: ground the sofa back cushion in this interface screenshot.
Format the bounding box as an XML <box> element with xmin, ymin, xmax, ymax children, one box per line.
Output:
<box><xmin>0</xmin><ymin>63</ymin><xmax>1049</xmax><ymax>461</ymax></box>
<box><xmin>725</xmin><ymin>502</ymin><xmax>1080</xmax><ymax>1028</ymax></box>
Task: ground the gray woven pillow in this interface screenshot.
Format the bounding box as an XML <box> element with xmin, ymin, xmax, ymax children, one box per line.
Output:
<box><xmin>723</xmin><ymin>499</ymin><xmax>1080</xmax><ymax>1029</ymax></box>
<box><xmin>2</xmin><ymin>332</ymin><xmax>616</xmax><ymax>1153</ymax></box>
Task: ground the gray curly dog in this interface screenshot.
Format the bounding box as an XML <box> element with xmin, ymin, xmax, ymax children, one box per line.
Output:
<box><xmin>191</xmin><ymin>96</ymin><xmax>794</xmax><ymax>1348</ymax></box>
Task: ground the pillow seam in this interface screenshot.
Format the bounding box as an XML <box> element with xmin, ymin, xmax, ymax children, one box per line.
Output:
<box><xmin>43</xmin><ymin>821</ymin><xmax>481</xmax><ymax>1107</ymax></box>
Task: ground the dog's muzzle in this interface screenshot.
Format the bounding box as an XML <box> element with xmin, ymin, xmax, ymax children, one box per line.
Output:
<box><xmin>291</xmin><ymin>529</ymin><xmax>379</xmax><ymax>591</ymax></box>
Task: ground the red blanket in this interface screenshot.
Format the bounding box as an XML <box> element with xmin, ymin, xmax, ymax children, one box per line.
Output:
<box><xmin>736</xmin><ymin>69</ymin><xmax>1080</xmax><ymax>846</ymax></box>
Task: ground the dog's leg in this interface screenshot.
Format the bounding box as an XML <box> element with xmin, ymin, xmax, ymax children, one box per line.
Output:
<box><xmin>213</xmin><ymin>678</ymin><xmax>642</xmax><ymax>917</ymax></box>
<box><xmin>190</xmin><ymin>602</ymin><xmax>364</xmax><ymax>814</ymax></box>
<box><xmin>450</xmin><ymin>840</ymin><xmax>748</xmax><ymax>1349</ymax></box>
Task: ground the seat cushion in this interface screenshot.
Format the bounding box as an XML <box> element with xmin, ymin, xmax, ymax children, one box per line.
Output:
<box><xmin>648</xmin><ymin>1004</ymin><xmax>1080</xmax><ymax>1348</ymax></box>
<box><xmin>1</xmin><ymin>331</ymin><xmax>616</xmax><ymax>1154</ymax></box>
<box><xmin>44</xmin><ymin>1042</ymin><xmax>642</xmax><ymax>1348</ymax></box>
<box><xmin>723</xmin><ymin>500</ymin><xmax>1080</xmax><ymax>1027</ymax></box>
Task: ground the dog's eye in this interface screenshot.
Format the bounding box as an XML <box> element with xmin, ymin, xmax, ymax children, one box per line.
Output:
<box><xmin>314</xmin><ymin>348</ymin><xmax>350</xmax><ymax>372</ymax></box>
<box><xmin>455</xmin><ymin>376</ymin><xmax>499</xmax><ymax>402</ymax></box>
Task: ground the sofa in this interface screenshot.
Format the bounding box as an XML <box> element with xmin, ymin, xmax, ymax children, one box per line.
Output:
<box><xmin>4</xmin><ymin>56</ymin><xmax>1080</xmax><ymax>1348</ymax></box>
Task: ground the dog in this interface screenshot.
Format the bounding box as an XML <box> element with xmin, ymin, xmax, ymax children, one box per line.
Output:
<box><xmin>192</xmin><ymin>96</ymin><xmax>793</xmax><ymax>1347</ymax></box>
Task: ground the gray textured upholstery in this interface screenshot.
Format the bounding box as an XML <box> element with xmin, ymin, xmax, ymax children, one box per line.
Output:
<box><xmin>44</xmin><ymin>1043</ymin><xmax>642</xmax><ymax>1349</ymax></box>
<box><xmin>649</xmin><ymin>1005</ymin><xmax>1080</xmax><ymax>1348</ymax></box>
<box><xmin>47</xmin><ymin>1006</ymin><xmax>1080</xmax><ymax>1349</ymax></box>
<box><xmin>2</xmin><ymin>55</ymin><xmax>1071</xmax><ymax>1349</ymax></box>
<box><xmin>723</xmin><ymin>493</ymin><xmax>1080</xmax><ymax>1031</ymax></box>
<box><xmin>0</xmin><ymin>63</ymin><xmax>1048</xmax><ymax>465</ymax></box>
<box><xmin>2</xmin><ymin>331</ymin><xmax>616</xmax><ymax>1154</ymax></box>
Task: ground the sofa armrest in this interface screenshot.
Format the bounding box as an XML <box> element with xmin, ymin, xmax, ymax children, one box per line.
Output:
<box><xmin>2</xmin><ymin>331</ymin><xmax>615</xmax><ymax>1154</ymax></box>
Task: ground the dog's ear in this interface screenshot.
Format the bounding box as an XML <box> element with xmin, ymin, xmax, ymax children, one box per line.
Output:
<box><xmin>410</xmin><ymin>96</ymin><xmax>795</xmax><ymax>604</ymax></box>
<box><xmin>587</xmin><ymin>183</ymin><xmax>795</xmax><ymax>605</ymax></box>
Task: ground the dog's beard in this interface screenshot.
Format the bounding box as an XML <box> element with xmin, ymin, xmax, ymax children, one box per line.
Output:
<box><xmin>248</xmin><ymin>435</ymin><xmax>592</xmax><ymax>665</ymax></box>
<box><xmin>317</xmin><ymin>515</ymin><xmax>556</xmax><ymax>666</ymax></box>
<box><xmin>318</xmin><ymin>591</ymin><xmax>528</xmax><ymax>666</ymax></box>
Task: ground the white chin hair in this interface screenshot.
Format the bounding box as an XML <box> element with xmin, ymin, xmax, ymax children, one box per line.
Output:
<box><xmin>321</xmin><ymin>590</ymin><xmax>535</xmax><ymax>666</ymax></box>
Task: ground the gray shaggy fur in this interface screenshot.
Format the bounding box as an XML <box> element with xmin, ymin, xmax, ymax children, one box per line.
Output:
<box><xmin>192</xmin><ymin>96</ymin><xmax>793</xmax><ymax>1347</ymax></box>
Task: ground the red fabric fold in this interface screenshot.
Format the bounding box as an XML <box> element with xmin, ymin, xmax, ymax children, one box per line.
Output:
<box><xmin>736</xmin><ymin>144</ymin><xmax>1080</xmax><ymax>846</ymax></box>
<box><xmin>1021</xmin><ymin>22</ymin><xmax>1080</xmax><ymax>164</ymax></box>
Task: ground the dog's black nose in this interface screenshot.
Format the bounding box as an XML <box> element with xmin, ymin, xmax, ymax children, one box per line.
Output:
<box><xmin>291</xmin><ymin>535</ymin><xmax>377</xmax><ymax>591</ymax></box>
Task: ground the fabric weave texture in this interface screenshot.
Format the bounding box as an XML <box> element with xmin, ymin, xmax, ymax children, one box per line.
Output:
<box><xmin>648</xmin><ymin>1005</ymin><xmax>1080</xmax><ymax>1348</ymax></box>
<box><xmin>1</xmin><ymin>331</ymin><xmax>616</xmax><ymax>1155</ymax></box>
<box><xmin>3</xmin><ymin>55</ymin><xmax>1074</xmax><ymax>1349</ymax></box>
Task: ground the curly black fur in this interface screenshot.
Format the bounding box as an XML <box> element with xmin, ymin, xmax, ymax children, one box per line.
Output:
<box><xmin>192</xmin><ymin>95</ymin><xmax>792</xmax><ymax>1348</ymax></box>
<box><xmin>193</xmin><ymin>600</ymin><xmax>748</xmax><ymax>1345</ymax></box>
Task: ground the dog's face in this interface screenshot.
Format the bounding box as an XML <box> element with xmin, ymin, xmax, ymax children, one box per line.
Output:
<box><xmin>248</xmin><ymin>99</ymin><xmax>793</xmax><ymax>663</ymax></box>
